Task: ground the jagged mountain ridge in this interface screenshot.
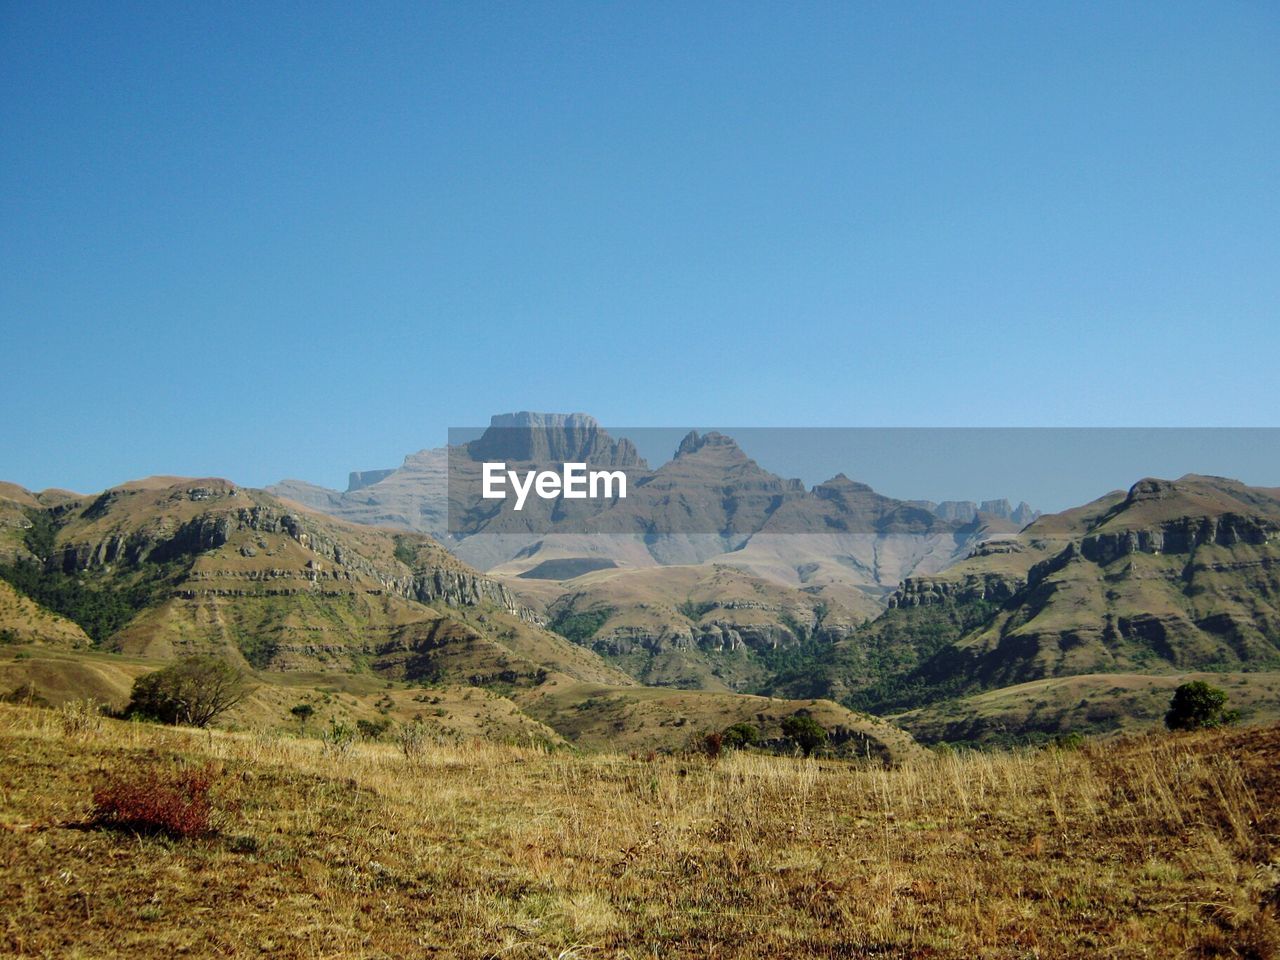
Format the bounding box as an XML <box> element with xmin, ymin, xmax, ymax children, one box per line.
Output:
<box><xmin>270</xmin><ymin>412</ymin><xmax>1038</xmax><ymax>580</ymax></box>
<box><xmin>267</xmin><ymin>413</ymin><xmax>1043</xmax><ymax>693</ymax></box>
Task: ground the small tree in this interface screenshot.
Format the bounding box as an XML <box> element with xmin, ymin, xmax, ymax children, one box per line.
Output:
<box><xmin>290</xmin><ymin>703</ymin><xmax>315</xmax><ymax>725</ymax></box>
<box><xmin>127</xmin><ymin>656</ymin><xmax>250</xmax><ymax>728</ymax></box>
<box><xmin>1165</xmin><ymin>681</ymin><xmax>1239</xmax><ymax>731</ymax></box>
<box><xmin>722</xmin><ymin>722</ymin><xmax>760</xmax><ymax>750</ymax></box>
<box><xmin>782</xmin><ymin>713</ymin><xmax>828</xmax><ymax>757</ymax></box>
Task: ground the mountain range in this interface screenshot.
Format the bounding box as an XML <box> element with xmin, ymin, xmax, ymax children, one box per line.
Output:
<box><xmin>3</xmin><ymin>414</ymin><xmax>1277</xmax><ymax>749</ymax></box>
<box><xmin>271</xmin><ymin>413</ymin><xmax>1042</xmax><ymax>694</ymax></box>
<box><xmin>0</xmin><ymin>474</ymin><xmax>917</xmax><ymax>759</ymax></box>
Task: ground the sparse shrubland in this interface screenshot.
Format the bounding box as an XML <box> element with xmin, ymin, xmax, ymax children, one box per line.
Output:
<box><xmin>1</xmin><ymin>702</ymin><xmax>1277</xmax><ymax>957</ymax></box>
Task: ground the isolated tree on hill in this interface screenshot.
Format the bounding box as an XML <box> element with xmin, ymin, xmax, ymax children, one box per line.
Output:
<box><xmin>127</xmin><ymin>656</ymin><xmax>251</xmax><ymax>728</ymax></box>
<box><xmin>290</xmin><ymin>703</ymin><xmax>315</xmax><ymax>725</ymax></box>
<box><xmin>1165</xmin><ymin>681</ymin><xmax>1239</xmax><ymax>731</ymax></box>
<box><xmin>782</xmin><ymin>713</ymin><xmax>827</xmax><ymax>757</ymax></box>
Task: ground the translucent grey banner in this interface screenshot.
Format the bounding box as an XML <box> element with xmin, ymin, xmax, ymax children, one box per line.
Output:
<box><xmin>447</xmin><ymin>419</ymin><xmax>1280</xmax><ymax>537</ymax></box>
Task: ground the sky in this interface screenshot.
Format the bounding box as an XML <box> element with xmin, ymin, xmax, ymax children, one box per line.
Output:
<box><xmin>2</xmin><ymin>1</ymin><xmax>1278</xmax><ymax>495</ymax></box>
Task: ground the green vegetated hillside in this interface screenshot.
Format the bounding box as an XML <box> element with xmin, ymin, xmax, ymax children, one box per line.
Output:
<box><xmin>509</xmin><ymin>562</ymin><xmax>877</xmax><ymax>694</ymax></box>
<box><xmin>0</xmin><ymin>476</ymin><xmax>915</xmax><ymax>759</ymax></box>
<box><xmin>764</xmin><ymin>475</ymin><xmax>1280</xmax><ymax>744</ymax></box>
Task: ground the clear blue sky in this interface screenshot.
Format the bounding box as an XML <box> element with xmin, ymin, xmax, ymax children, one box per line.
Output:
<box><xmin>2</xmin><ymin>1</ymin><xmax>1277</xmax><ymax>494</ymax></box>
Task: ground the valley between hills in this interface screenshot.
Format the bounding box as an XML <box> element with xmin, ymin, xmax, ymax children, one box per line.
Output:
<box><xmin>2</xmin><ymin>412</ymin><xmax>1278</xmax><ymax>753</ymax></box>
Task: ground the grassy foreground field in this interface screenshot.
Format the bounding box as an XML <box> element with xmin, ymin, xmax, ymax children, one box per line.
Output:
<box><xmin>1</xmin><ymin>705</ymin><xmax>1277</xmax><ymax>959</ymax></box>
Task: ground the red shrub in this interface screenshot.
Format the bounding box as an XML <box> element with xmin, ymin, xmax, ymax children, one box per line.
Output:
<box><xmin>91</xmin><ymin>764</ymin><xmax>217</xmax><ymax>838</ymax></box>
<box><xmin>703</xmin><ymin>732</ymin><xmax>724</xmax><ymax>761</ymax></box>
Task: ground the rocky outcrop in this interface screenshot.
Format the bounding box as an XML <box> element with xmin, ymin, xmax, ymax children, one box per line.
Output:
<box><xmin>1077</xmin><ymin>515</ymin><xmax>1276</xmax><ymax>564</ymax></box>
<box><xmin>888</xmin><ymin>572</ymin><xmax>1025</xmax><ymax>608</ymax></box>
<box><xmin>407</xmin><ymin>567</ymin><xmax>527</xmax><ymax>616</ymax></box>
<box><xmin>591</xmin><ymin>624</ymin><xmax>696</xmax><ymax>656</ymax></box>
<box><xmin>57</xmin><ymin>513</ymin><xmax>235</xmax><ymax>571</ymax></box>
<box><xmin>466</xmin><ymin>412</ymin><xmax>646</xmax><ymax>468</ymax></box>
<box><xmin>695</xmin><ymin>620</ymin><xmax>801</xmax><ymax>652</ymax></box>
<box><xmin>587</xmin><ymin>608</ymin><xmax>818</xmax><ymax>657</ymax></box>
<box><xmin>347</xmin><ymin>469</ymin><xmax>395</xmax><ymax>493</ymax></box>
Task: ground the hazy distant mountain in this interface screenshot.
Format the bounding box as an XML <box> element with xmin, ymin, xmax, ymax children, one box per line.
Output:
<box><xmin>273</xmin><ymin>445</ymin><xmax>451</xmax><ymax>533</ymax></box>
<box><xmin>269</xmin><ymin>412</ymin><xmax>1035</xmax><ymax>567</ymax></box>
<box><xmin>912</xmin><ymin>498</ymin><xmax>1040</xmax><ymax>526</ymax></box>
<box><xmin>467</xmin><ymin>411</ymin><xmax>645</xmax><ymax>468</ymax></box>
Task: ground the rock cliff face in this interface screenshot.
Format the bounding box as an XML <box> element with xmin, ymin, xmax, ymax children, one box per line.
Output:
<box><xmin>1075</xmin><ymin>515</ymin><xmax>1277</xmax><ymax>565</ymax></box>
<box><xmin>888</xmin><ymin>571</ymin><xmax>1026</xmax><ymax>608</ymax></box>
<box><xmin>914</xmin><ymin>499</ymin><xmax>1039</xmax><ymax>526</ymax></box>
<box><xmin>347</xmin><ymin>469</ymin><xmax>395</xmax><ymax>492</ymax></box>
<box><xmin>467</xmin><ymin>412</ymin><xmax>646</xmax><ymax>468</ymax></box>
<box><xmin>589</xmin><ymin>615</ymin><xmax>812</xmax><ymax>657</ymax></box>
<box><xmin>870</xmin><ymin>475</ymin><xmax>1280</xmax><ymax>708</ymax></box>
<box><xmin>50</xmin><ymin>485</ymin><xmax>531</xmax><ymax>623</ymax></box>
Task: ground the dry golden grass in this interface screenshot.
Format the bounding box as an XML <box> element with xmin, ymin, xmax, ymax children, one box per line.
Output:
<box><xmin>0</xmin><ymin>703</ymin><xmax>1276</xmax><ymax>959</ymax></box>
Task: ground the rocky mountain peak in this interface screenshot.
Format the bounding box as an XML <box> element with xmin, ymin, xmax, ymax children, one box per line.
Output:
<box><xmin>1125</xmin><ymin>477</ymin><xmax>1179</xmax><ymax>505</ymax></box>
<box><xmin>466</xmin><ymin>412</ymin><xmax>646</xmax><ymax>468</ymax></box>
<box><xmin>812</xmin><ymin>474</ymin><xmax>876</xmax><ymax>498</ymax></box>
<box><xmin>674</xmin><ymin>431</ymin><xmax>746</xmax><ymax>460</ymax></box>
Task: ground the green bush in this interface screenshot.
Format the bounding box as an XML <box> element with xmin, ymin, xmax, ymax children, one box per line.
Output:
<box><xmin>357</xmin><ymin>717</ymin><xmax>392</xmax><ymax>741</ymax></box>
<box><xmin>1049</xmin><ymin>731</ymin><xmax>1085</xmax><ymax>751</ymax></box>
<box><xmin>721</xmin><ymin>722</ymin><xmax>760</xmax><ymax>750</ymax></box>
<box><xmin>322</xmin><ymin>718</ymin><xmax>356</xmax><ymax>755</ymax></box>
<box><xmin>1165</xmin><ymin>681</ymin><xmax>1239</xmax><ymax>731</ymax></box>
<box><xmin>548</xmin><ymin>607</ymin><xmax>614</xmax><ymax>644</ymax></box>
<box><xmin>290</xmin><ymin>703</ymin><xmax>315</xmax><ymax>724</ymax></box>
<box><xmin>781</xmin><ymin>713</ymin><xmax>827</xmax><ymax>757</ymax></box>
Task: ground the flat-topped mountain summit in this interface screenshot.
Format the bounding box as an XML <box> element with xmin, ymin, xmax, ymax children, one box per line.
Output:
<box><xmin>467</xmin><ymin>411</ymin><xmax>646</xmax><ymax>467</ymax></box>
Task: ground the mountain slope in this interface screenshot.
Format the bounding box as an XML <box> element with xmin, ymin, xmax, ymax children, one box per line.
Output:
<box><xmin>920</xmin><ymin>475</ymin><xmax>1280</xmax><ymax>694</ymax></box>
<box><xmin>0</xmin><ymin>475</ymin><xmax>921</xmax><ymax>757</ymax></box>
<box><xmin>773</xmin><ymin>475</ymin><xmax>1280</xmax><ymax>741</ymax></box>
<box><xmin>0</xmin><ymin>477</ymin><xmax>628</xmax><ymax>687</ymax></box>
